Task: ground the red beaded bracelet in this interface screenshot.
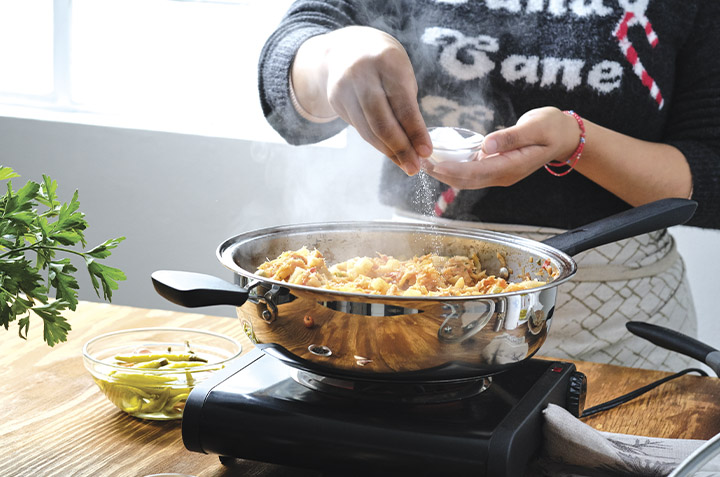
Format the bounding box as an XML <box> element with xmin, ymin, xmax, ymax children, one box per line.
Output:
<box><xmin>545</xmin><ymin>110</ymin><xmax>586</xmax><ymax>177</ymax></box>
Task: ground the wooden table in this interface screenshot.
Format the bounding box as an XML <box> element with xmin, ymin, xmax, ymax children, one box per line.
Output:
<box><xmin>2</xmin><ymin>302</ymin><xmax>718</xmax><ymax>477</ymax></box>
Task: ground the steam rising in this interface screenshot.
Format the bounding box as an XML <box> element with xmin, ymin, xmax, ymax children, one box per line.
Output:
<box><xmin>247</xmin><ymin>128</ymin><xmax>393</xmax><ymax>227</ymax></box>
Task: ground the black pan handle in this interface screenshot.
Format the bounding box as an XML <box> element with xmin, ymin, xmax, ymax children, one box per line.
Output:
<box><xmin>542</xmin><ymin>198</ymin><xmax>697</xmax><ymax>257</ymax></box>
<box><xmin>626</xmin><ymin>321</ymin><xmax>720</xmax><ymax>376</ymax></box>
<box><xmin>151</xmin><ymin>270</ymin><xmax>249</xmax><ymax>308</ymax></box>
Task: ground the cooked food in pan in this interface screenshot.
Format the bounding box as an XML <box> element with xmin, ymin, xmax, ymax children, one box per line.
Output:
<box><xmin>256</xmin><ymin>246</ymin><xmax>555</xmax><ymax>297</ymax></box>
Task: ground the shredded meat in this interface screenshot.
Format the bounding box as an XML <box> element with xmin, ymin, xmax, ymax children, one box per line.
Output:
<box><xmin>256</xmin><ymin>247</ymin><xmax>554</xmax><ymax>297</ymax></box>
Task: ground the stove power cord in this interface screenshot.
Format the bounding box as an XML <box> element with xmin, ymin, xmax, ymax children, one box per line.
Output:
<box><xmin>579</xmin><ymin>367</ymin><xmax>709</xmax><ymax>419</ymax></box>
<box><xmin>581</xmin><ymin>321</ymin><xmax>718</xmax><ymax>419</ymax></box>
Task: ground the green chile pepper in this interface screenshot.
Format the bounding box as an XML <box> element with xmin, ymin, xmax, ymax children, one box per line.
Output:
<box><xmin>99</xmin><ymin>345</ymin><xmax>223</xmax><ymax>418</ymax></box>
<box><xmin>114</xmin><ymin>353</ymin><xmax>208</xmax><ymax>363</ymax></box>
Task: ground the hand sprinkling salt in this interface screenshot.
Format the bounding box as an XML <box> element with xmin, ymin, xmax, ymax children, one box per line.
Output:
<box><xmin>427</xmin><ymin>127</ymin><xmax>485</xmax><ymax>165</ymax></box>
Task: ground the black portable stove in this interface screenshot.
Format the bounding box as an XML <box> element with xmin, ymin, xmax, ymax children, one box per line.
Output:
<box><xmin>182</xmin><ymin>348</ymin><xmax>586</xmax><ymax>476</ymax></box>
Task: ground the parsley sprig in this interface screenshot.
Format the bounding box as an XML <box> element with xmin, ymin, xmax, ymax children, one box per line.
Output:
<box><xmin>0</xmin><ymin>166</ymin><xmax>126</xmax><ymax>346</ymax></box>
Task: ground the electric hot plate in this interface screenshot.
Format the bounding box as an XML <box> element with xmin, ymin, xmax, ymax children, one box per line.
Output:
<box><xmin>182</xmin><ymin>348</ymin><xmax>586</xmax><ymax>476</ymax></box>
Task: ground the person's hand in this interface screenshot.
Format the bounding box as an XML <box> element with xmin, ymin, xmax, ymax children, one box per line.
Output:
<box><xmin>293</xmin><ymin>26</ymin><xmax>432</xmax><ymax>175</ymax></box>
<box><xmin>424</xmin><ymin>107</ymin><xmax>582</xmax><ymax>189</ymax></box>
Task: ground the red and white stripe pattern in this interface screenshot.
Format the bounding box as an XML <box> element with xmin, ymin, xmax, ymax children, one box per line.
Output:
<box><xmin>613</xmin><ymin>11</ymin><xmax>664</xmax><ymax>109</ymax></box>
<box><xmin>434</xmin><ymin>186</ymin><xmax>459</xmax><ymax>216</ymax></box>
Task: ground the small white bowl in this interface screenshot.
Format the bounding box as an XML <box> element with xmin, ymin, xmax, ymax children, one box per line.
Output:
<box><xmin>427</xmin><ymin>127</ymin><xmax>485</xmax><ymax>165</ymax></box>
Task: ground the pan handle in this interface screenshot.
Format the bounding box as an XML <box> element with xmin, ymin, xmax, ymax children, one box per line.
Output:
<box><xmin>626</xmin><ymin>321</ymin><xmax>720</xmax><ymax>377</ymax></box>
<box><xmin>541</xmin><ymin>198</ymin><xmax>697</xmax><ymax>256</ymax></box>
<box><xmin>151</xmin><ymin>270</ymin><xmax>249</xmax><ymax>308</ymax></box>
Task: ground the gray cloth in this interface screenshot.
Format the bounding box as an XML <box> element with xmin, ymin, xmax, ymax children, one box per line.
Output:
<box><xmin>526</xmin><ymin>404</ymin><xmax>720</xmax><ymax>477</ymax></box>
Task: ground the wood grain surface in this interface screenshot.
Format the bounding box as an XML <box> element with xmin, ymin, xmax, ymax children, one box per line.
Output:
<box><xmin>1</xmin><ymin>301</ymin><xmax>718</xmax><ymax>477</ymax></box>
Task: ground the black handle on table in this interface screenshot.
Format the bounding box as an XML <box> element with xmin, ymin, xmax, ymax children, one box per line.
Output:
<box><xmin>626</xmin><ymin>321</ymin><xmax>720</xmax><ymax>377</ymax></box>
<box><xmin>151</xmin><ymin>270</ymin><xmax>249</xmax><ymax>308</ymax></box>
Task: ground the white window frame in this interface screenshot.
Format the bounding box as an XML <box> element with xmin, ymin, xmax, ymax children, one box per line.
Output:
<box><xmin>0</xmin><ymin>0</ymin><xmax>346</xmax><ymax>147</ymax></box>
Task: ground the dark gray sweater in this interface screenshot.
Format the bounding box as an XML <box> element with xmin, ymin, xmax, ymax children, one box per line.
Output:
<box><xmin>259</xmin><ymin>0</ymin><xmax>720</xmax><ymax>229</ymax></box>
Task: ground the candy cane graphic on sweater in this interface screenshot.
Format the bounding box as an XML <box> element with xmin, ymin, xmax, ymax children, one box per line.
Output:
<box><xmin>434</xmin><ymin>7</ymin><xmax>665</xmax><ymax>217</ymax></box>
<box><xmin>613</xmin><ymin>10</ymin><xmax>664</xmax><ymax>109</ymax></box>
<box><xmin>434</xmin><ymin>186</ymin><xmax>458</xmax><ymax>216</ymax></box>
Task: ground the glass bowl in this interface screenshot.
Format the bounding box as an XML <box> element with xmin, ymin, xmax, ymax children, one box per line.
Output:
<box><xmin>427</xmin><ymin>126</ymin><xmax>485</xmax><ymax>165</ymax></box>
<box><xmin>83</xmin><ymin>327</ymin><xmax>242</xmax><ymax>420</ymax></box>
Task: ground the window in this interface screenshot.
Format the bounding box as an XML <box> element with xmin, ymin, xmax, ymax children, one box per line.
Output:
<box><xmin>0</xmin><ymin>0</ymin><xmax>54</xmax><ymax>96</ymax></box>
<box><xmin>0</xmin><ymin>0</ymin><xmax>344</xmax><ymax>145</ymax></box>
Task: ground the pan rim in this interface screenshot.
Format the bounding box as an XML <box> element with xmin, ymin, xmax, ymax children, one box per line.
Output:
<box><xmin>215</xmin><ymin>220</ymin><xmax>578</xmax><ymax>301</ymax></box>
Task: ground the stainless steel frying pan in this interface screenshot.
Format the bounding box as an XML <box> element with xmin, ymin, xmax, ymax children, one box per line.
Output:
<box><xmin>153</xmin><ymin>198</ymin><xmax>696</xmax><ymax>382</ymax></box>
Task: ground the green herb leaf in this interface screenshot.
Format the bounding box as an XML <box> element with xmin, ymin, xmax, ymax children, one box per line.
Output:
<box><xmin>0</xmin><ymin>166</ymin><xmax>125</xmax><ymax>346</ymax></box>
<box><xmin>86</xmin><ymin>258</ymin><xmax>127</xmax><ymax>301</ymax></box>
<box><xmin>86</xmin><ymin>237</ymin><xmax>125</xmax><ymax>259</ymax></box>
<box><xmin>37</xmin><ymin>175</ymin><xmax>60</xmax><ymax>210</ymax></box>
<box><xmin>49</xmin><ymin>258</ymin><xmax>80</xmax><ymax>310</ymax></box>
<box><xmin>52</xmin><ymin>190</ymin><xmax>87</xmax><ymax>247</ymax></box>
<box><xmin>32</xmin><ymin>301</ymin><xmax>73</xmax><ymax>347</ymax></box>
<box><xmin>0</xmin><ymin>166</ymin><xmax>20</xmax><ymax>181</ymax></box>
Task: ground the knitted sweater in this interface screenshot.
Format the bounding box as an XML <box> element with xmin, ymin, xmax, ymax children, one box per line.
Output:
<box><xmin>258</xmin><ymin>0</ymin><xmax>720</xmax><ymax>229</ymax></box>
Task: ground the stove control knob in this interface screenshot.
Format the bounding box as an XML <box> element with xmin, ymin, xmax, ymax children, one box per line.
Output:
<box><xmin>566</xmin><ymin>371</ymin><xmax>587</xmax><ymax>418</ymax></box>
